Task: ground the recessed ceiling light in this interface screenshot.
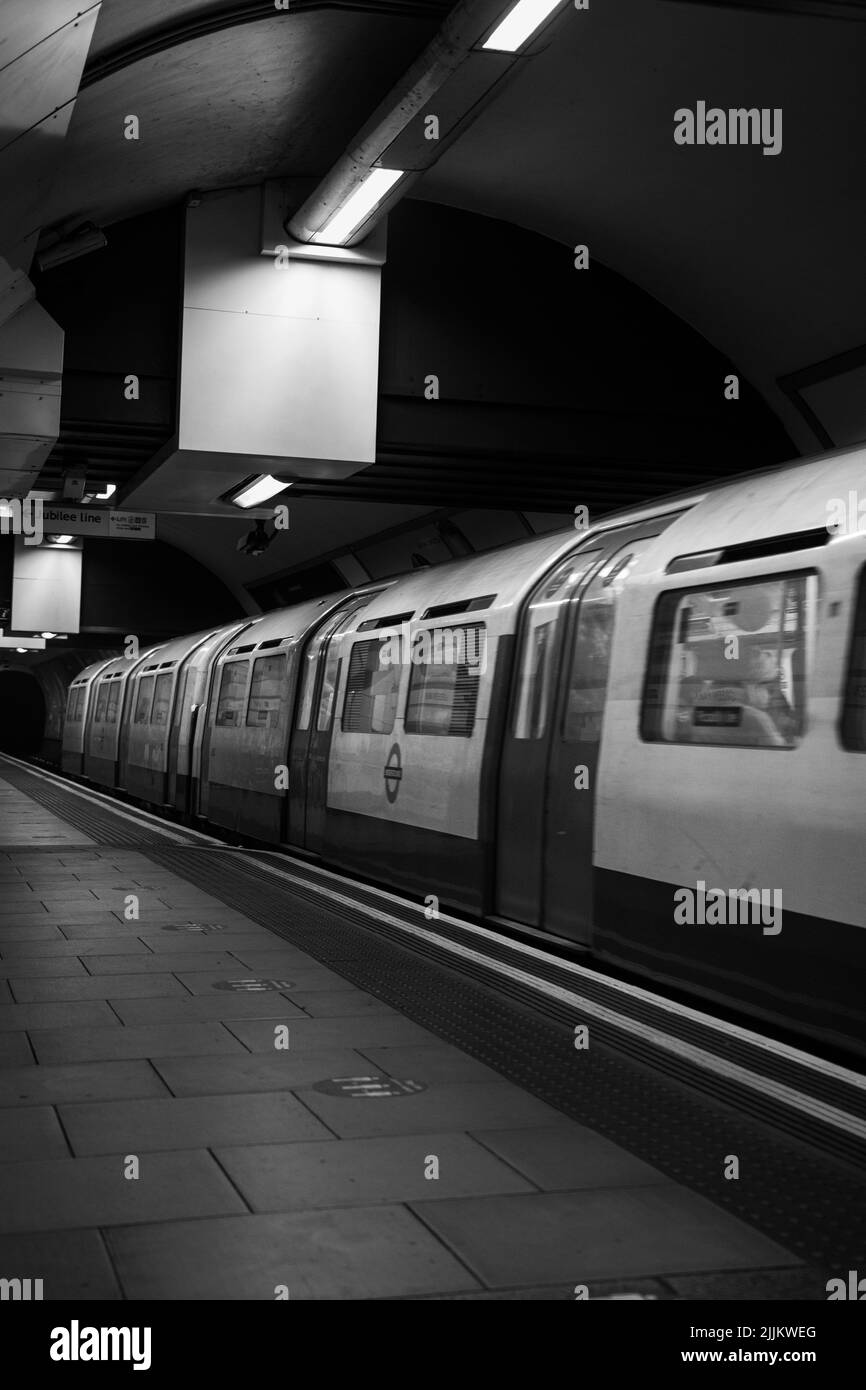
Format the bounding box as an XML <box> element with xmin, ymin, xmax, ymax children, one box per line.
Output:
<box><xmin>482</xmin><ymin>0</ymin><xmax>563</xmax><ymax>52</ymax></box>
<box><xmin>40</xmin><ymin>632</ymin><xmax>57</xmax><ymax>639</ymax></box>
<box><xmin>49</xmin><ymin>534</ymin><xmax>74</xmax><ymax>544</ymax></box>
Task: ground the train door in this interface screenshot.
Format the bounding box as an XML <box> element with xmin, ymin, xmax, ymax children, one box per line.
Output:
<box><xmin>495</xmin><ymin>546</ymin><xmax>603</xmax><ymax>925</ymax></box>
<box><xmin>496</xmin><ymin>524</ymin><xmax>667</xmax><ymax>941</ymax></box>
<box><xmin>288</xmin><ymin>598</ymin><xmax>373</xmax><ymax>851</ymax></box>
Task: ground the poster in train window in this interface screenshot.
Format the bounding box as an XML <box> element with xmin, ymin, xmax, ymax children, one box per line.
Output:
<box><xmin>151</xmin><ymin>673</ymin><xmax>173</xmax><ymax>726</ymax></box>
<box><xmin>246</xmin><ymin>655</ymin><xmax>287</xmax><ymax>728</ymax></box>
<box><xmin>216</xmin><ymin>661</ymin><xmax>249</xmax><ymax>727</ymax></box>
<box><xmin>105</xmin><ymin>680</ymin><xmax>122</xmax><ymax>725</ymax></box>
<box><xmin>134</xmin><ymin>675</ymin><xmax>155</xmax><ymax>724</ymax></box>
<box><xmin>642</xmin><ymin>573</ymin><xmax>815</xmax><ymax>748</ymax></box>
<box><xmin>405</xmin><ymin>625</ymin><xmax>486</xmax><ymax>737</ymax></box>
<box><xmin>93</xmin><ymin>681</ymin><xmax>110</xmax><ymax>722</ymax></box>
<box><xmin>342</xmin><ymin>639</ymin><xmax>400</xmax><ymax>734</ymax></box>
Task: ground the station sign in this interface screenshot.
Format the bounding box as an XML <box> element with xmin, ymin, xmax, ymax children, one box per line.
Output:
<box><xmin>38</xmin><ymin>505</ymin><xmax>156</xmax><ymax>540</ymax></box>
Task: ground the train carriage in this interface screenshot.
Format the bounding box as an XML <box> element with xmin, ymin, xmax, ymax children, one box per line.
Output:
<box><xmin>60</xmin><ymin>444</ymin><xmax>866</xmax><ymax>1056</ymax></box>
<box><xmin>61</xmin><ymin>657</ymin><xmax>115</xmax><ymax>776</ymax></box>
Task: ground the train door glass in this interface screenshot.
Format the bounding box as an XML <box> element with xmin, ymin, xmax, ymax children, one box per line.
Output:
<box><xmin>288</xmin><ymin>599</ymin><xmax>373</xmax><ymax>848</ymax></box>
<box><xmin>541</xmin><ymin>538</ymin><xmax>660</xmax><ymax>942</ymax></box>
<box><xmin>305</xmin><ymin>602</ymin><xmax>373</xmax><ymax>851</ymax></box>
<box><xmin>495</xmin><ymin>549</ymin><xmax>602</xmax><ymax>925</ymax></box>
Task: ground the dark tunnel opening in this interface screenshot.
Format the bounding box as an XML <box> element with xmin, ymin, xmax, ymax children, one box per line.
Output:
<box><xmin>0</xmin><ymin>670</ymin><xmax>46</xmax><ymax>755</ymax></box>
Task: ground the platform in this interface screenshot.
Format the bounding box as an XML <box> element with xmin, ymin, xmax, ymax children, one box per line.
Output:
<box><xmin>0</xmin><ymin>756</ymin><xmax>852</xmax><ymax>1301</ymax></box>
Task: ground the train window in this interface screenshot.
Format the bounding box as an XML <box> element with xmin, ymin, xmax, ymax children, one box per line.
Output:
<box><xmin>93</xmin><ymin>681</ymin><xmax>110</xmax><ymax>722</ymax></box>
<box><xmin>215</xmin><ymin>661</ymin><xmax>249</xmax><ymax>727</ymax></box>
<box><xmin>641</xmin><ymin>572</ymin><xmax>816</xmax><ymax>749</ymax></box>
<box><xmin>405</xmin><ymin>625</ymin><xmax>486</xmax><ymax>737</ymax></box>
<box><xmin>841</xmin><ymin>566</ymin><xmax>866</xmax><ymax>751</ymax></box>
<box><xmin>66</xmin><ymin>686</ymin><xmax>83</xmax><ymax>723</ymax></box>
<box><xmin>134</xmin><ymin>676</ymin><xmax>155</xmax><ymax>724</ymax></box>
<box><xmin>246</xmin><ymin>654</ymin><xmax>287</xmax><ymax>729</ymax></box>
<box><xmin>151</xmin><ymin>672</ymin><xmax>173</xmax><ymax>726</ymax></box>
<box><xmin>563</xmin><ymin>541</ymin><xmax>659</xmax><ymax>742</ymax></box>
<box><xmin>297</xmin><ymin>608</ymin><xmax>351</xmax><ymax>731</ymax></box>
<box><xmin>342</xmin><ymin>639</ymin><xmax>400</xmax><ymax>734</ymax></box>
<box><xmin>105</xmin><ymin>679</ymin><xmax>121</xmax><ymax>725</ymax></box>
<box><xmin>512</xmin><ymin>551</ymin><xmax>601</xmax><ymax>739</ymax></box>
<box><xmin>317</xmin><ymin>603</ymin><xmax>370</xmax><ymax>732</ymax></box>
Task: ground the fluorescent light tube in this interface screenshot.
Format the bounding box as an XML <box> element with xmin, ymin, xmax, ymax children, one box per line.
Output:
<box><xmin>483</xmin><ymin>0</ymin><xmax>562</xmax><ymax>52</ymax></box>
<box><xmin>313</xmin><ymin>168</ymin><xmax>404</xmax><ymax>246</ymax></box>
<box><xmin>232</xmin><ymin>475</ymin><xmax>289</xmax><ymax>509</ymax></box>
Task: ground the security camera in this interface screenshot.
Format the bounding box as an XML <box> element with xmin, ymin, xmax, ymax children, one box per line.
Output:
<box><xmin>236</xmin><ymin>520</ymin><xmax>274</xmax><ymax>558</ymax></box>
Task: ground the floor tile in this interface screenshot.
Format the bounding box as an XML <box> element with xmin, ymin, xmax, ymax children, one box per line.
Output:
<box><xmin>0</xmin><ymin>1060</ymin><xmax>170</xmax><ymax>1107</ymax></box>
<box><xmin>0</xmin><ymin>1106</ymin><xmax>69</xmax><ymax>1160</ymax></box>
<box><xmin>110</xmin><ymin>994</ymin><xmax>308</xmax><ymax>1025</ymax></box>
<box><xmin>0</xmin><ymin>1032</ymin><xmax>34</xmax><ymax>1066</ymax></box>
<box><xmin>358</xmin><ymin>1044</ymin><xmax>502</xmax><ymax>1085</ymax></box>
<box><xmin>61</xmin><ymin>1091</ymin><xmax>334</xmax><ymax>1155</ymax></box>
<box><xmin>472</xmin><ymin>1125</ymin><xmax>670</xmax><ymax>1191</ymax></box>
<box><xmin>0</xmin><ymin>939</ymin><xmax>149</xmax><ymax>957</ymax></box>
<box><xmin>0</xmin><ymin>1230</ymin><xmax>120</xmax><ymax>1299</ymax></box>
<box><xmin>29</xmin><ymin>1022</ymin><xmax>246</xmax><ymax>1064</ymax></box>
<box><xmin>289</xmin><ymin>990</ymin><xmax>398</xmax><ymax>1017</ymax></box>
<box><xmin>9</xmin><ymin>973</ymin><xmax>190</xmax><ymax>1003</ymax></box>
<box><xmin>106</xmin><ymin>1207</ymin><xmax>479</xmax><ymax>1299</ymax></box>
<box><xmin>410</xmin><ymin>1188</ymin><xmax>801</xmax><ymax>1287</ymax></box>
<box><xmin>223</xmin><ymin>1015</ymin><xmax>441</xmax><ymax>1052</ymax></box>
<box><xmin>152</xmin><ymin>1050</ymin><xmax>371</xmax><ymax>1096</ymax></box>
<box><xmin>173</xmin><ymin>967</ymin><xmax>316</xmax><ymax>994</ymax></box>
<box><xmin>298</xmin><ymin>1080</ymin><xmax>565</xmax><ymax>1138</ymax></box>
<box><xmin>84</xmin><ymin>953</ymin><xmax>242</xmax><ymax>975</ymax></box>
<box><xmin>0</xmin><ymin>1151</ymin><xmax>247</xmax><ymax>1233</ymax></box>
<box><xmin>138</xmin><ymin>933</ymin><xmax>284</xmax><ymax>954</ymax></box>
<box><xmin>0</xmin><ymin>925</ymin><xmax>67</xmax><ymax>942</ymax></box>
<box><xmin>0</xmin><ymin>1001</ymin><xmax>118</xmax><ymax>1031</ymax></box>
<box><xmin>0</xmin><ymin>958</ymin><xmax>89</xmax><ymax>978</ymax></box>
<box><xmin>217</xmin><ymin>1132</ymin><xmax>535</xmax><ymax>1212</ymax></box>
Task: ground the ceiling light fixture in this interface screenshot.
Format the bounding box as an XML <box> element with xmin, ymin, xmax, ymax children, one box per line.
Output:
<box><xmin>94</xmin><ymin>483</ymin><xmax>117</xmax><ymax>500</ymax></box>
<box><xmin>40</xmin><ymin>632</ymin><xmax>57</xmax><ymax>639</ymax></box>
<box><xmin>36</xmin><ymin>223</ymin><xmax>107</xmax><ymax>273</ymax></box>
<box><xmin>311</xmin><ymin>168</ymin><xmax>405</xmax><ymax>246</ymax></box>
<box><xmin>483</xmin><ymin>0</ymin><xmax>564</xmax><ymax>51</ymax></box>
<box><xmin>48</xmin><ymin>535</ymin><xmax>74</xmax><ymax>545</ymax></box>
<box><xmin>225</xmin><ymin>475</ymin><xmax>293</xmax><ymax>509</ymax></box>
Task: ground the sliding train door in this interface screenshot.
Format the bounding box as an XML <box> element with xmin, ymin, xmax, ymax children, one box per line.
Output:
<box><xmin>288</xmin><ymin>598</ymin><xmax>373</xmax><ymax>852</ymax></box>
<box><xmin>496</xmin><ymin>523</ymin><xmax>669</xmax><ymax>943</ymax></box>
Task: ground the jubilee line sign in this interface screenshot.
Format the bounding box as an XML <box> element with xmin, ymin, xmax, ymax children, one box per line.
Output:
<box><xmin>39</xmin><ymin>505</ymin><xmax>156</xmax><ymax>539</ymax></box>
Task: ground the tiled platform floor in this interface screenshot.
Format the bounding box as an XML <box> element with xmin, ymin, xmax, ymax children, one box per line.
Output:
<box><xmin>0</xmin><ymin>773</ymin><xmax>811</xmax><ymax>1300</ymax></box>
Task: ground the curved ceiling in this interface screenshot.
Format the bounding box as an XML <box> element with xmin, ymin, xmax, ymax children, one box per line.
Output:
<box><xmin>31</xmin><ymin>0</ymin><xmax>866</xmax><ymax>459</ymax></box>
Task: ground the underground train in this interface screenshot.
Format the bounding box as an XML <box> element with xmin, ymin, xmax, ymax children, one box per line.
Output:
<box><xmin>62</xmin><ymin>446</ymin><xmax>866</xmax><ymax>1057</ymax></box>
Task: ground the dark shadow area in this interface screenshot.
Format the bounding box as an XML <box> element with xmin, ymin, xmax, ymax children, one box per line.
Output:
<box><xmin>0</xmin><ymin>671</ymin><xmax>46</xmax><ymax>755</ymax></box>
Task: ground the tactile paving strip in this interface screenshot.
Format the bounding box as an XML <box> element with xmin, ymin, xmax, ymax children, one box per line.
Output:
<box><xmin>145</xmin><ymin>844</ymin><xmax>866</xmax><ymax>1275</ymax></box>
<box><xmin>243</xmin><ymin>851</ymin><xmax>866</xmax><ymax>1141</ymax></box>
<box><xmin>0</xmin><ymin>762</ymin><xmax>199</xmax><ymax>848</ymax></box>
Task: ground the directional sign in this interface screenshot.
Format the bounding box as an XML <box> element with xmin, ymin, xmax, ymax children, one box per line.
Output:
<box><xmin>37</xmin><ymin>505</ymin><xmax>156</xmax><ymax>540</ymax></box>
